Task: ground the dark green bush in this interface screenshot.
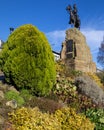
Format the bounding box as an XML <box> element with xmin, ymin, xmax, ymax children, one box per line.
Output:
<box><xmin>85</xmin><ymin>108</ymin><xmax>104</xmax><ymax>130</ymax></box>
<box><xmin>20</xmin><ymin>89</ymin><xmax>32</xmax><ymax>101</ymax></box>
<box><xmin>5</xmin><ymin>90</ymin><xmax>25</xmax><ymax>107</ymax></box>
<box><xmin>0</xmin><ymin>24</ymin><xmax>56</xmax><ymax>96</ymax></box>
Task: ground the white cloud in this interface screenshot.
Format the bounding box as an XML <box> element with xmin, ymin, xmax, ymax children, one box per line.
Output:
<box><xmin>46</xmin><ymin>28</ymin><xmax>104</xmax><ymax>51</ymax></box>
<box><xmin>81</xmin><ymin>28</ymin><xmax>104</xmax><ymax>51</ymax></box>
<box><xmin>46</xmin><ymin>30</ymin><xmax>65</xmax><ymax>52</ymax></box>
<box><xmin>81</xmin><ymin>28</ymin><xmax>104</xmax><ymax>68</ymax></box>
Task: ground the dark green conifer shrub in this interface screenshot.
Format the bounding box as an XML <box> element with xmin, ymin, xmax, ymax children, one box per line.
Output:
<box><xmin>0</xmin><ymin>24</ymin><xmax>56</xmax><ymax>96</ymax></box>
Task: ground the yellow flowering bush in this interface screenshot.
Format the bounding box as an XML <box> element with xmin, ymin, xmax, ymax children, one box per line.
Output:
<box><xmin>55</xmin><ymin>107</ymin><xmax>95</xmax><ymax>130</ymax></box>
<box><xmin>55</xmin><ymin>60</ymin><xmax>65</xmax><ymax>76</ymax></box>
<box><xmin>87</xmin><ymin>72</ymin><xmax>103</xmax><ymax>88</ymax></box>
<box><xmin>8</xmin><ymin>107</ymin><xmax>61</xmax><ymax>130</ymax></box>
<box><xmin>8</xmin><ymin>107</ymin><xmax>95</xmax><ymax>130</ymax></box>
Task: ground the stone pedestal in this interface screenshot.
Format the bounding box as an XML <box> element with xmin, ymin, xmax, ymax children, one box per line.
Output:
<box><xmin>60</xmin><ymin>28</ymin><xmax>96</xmax><ymax>73</ymax></box>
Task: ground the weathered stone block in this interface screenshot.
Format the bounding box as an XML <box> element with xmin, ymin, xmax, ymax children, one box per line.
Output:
<box><xmin>61</xmin><ymin>28</ymin><xmax>96</xmax><ymax>73</ymax></box>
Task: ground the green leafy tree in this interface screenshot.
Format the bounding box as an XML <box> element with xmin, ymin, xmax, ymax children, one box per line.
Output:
<box><xmin>97</xmin><ymin>39</ymin><xmax>104</xmax><ymax>68</ymax></box>
<box><xmin>0</xmin><ymin>24</ymin><xmax>56</xmax><ymax>96</ymax></box>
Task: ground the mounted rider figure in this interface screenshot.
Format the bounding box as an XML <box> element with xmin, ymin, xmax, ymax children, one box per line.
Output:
<box><xmin>66</xmin><ymin>4</ymin><xmax>81</xmax><ymax>29</ymax></box>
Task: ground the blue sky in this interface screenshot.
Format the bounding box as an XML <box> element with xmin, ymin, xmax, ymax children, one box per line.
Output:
<box><xmin>0</xmin><ymin>0</ymin><xmax>104</xmax><ymax>68</ymax></box>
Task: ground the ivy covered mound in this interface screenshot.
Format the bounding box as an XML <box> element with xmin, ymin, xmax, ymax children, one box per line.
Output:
<box><xmin>0</xmin><ymin>24</ymin><xmax>56</xmax><ymax>96</ymax></box>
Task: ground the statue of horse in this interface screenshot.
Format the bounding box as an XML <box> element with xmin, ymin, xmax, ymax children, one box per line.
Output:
<box><xmin>66</xmin><ymin>4</ymin><xmax>80</xmax><ymax>29</ymax></box>
<box><xmin>66</xmin><ymin>5</ymin><xmax>76</xmax><ymax>26</ymax></box>
<box><xmin>75</xmin><ymin>15</ymin><xmax>81</xmax><ymax>30</ymax></box>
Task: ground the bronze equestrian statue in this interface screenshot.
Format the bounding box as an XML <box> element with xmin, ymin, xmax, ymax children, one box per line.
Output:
<box><xmin>66</xmin><ymin>4</ymin><xmax>81</xmax><ymax>29</ymax></box>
